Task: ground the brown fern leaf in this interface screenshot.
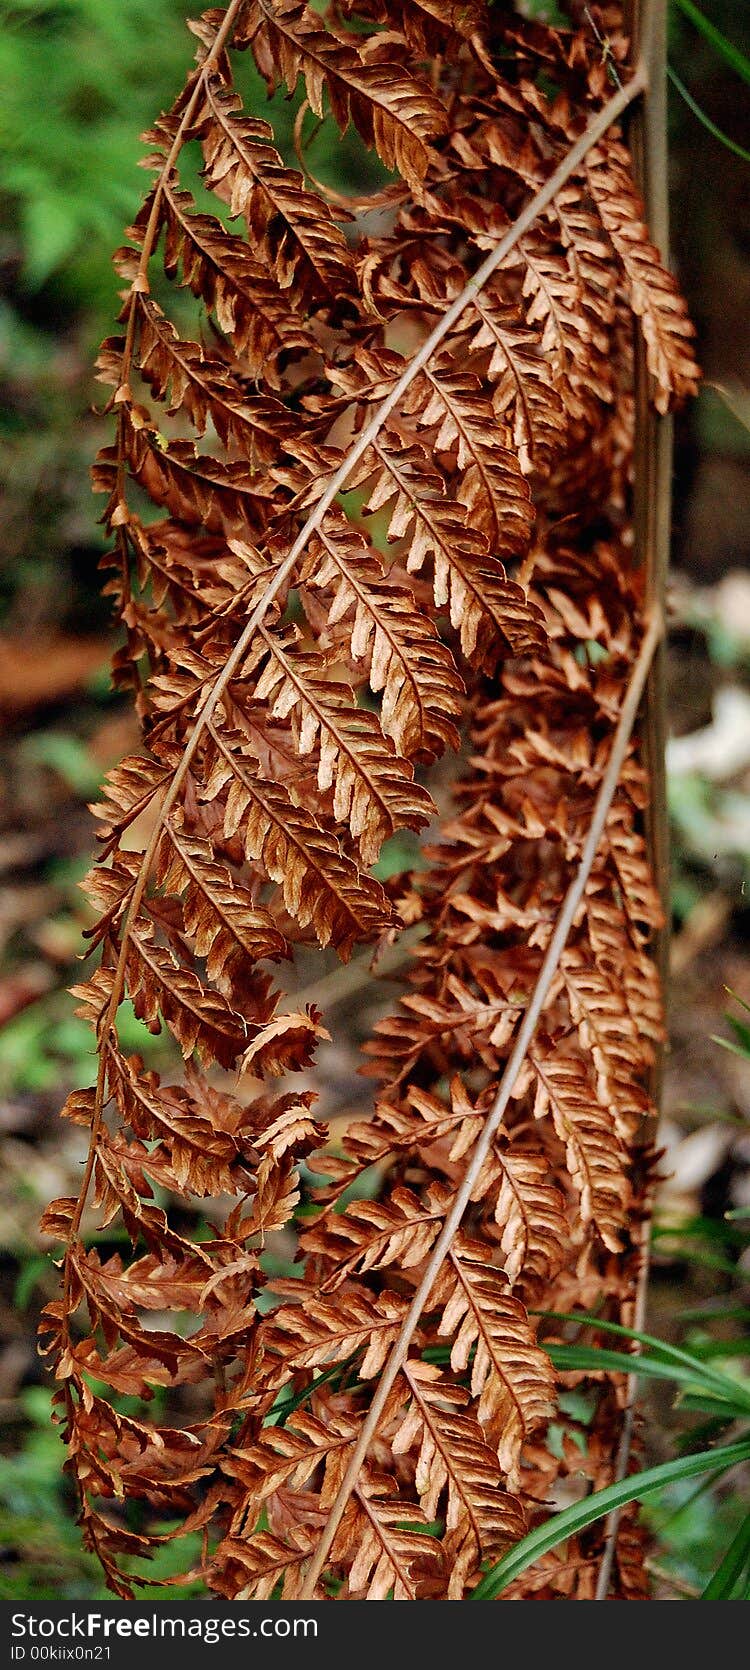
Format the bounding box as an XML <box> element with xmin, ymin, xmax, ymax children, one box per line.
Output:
<box><xmin>115</xmin><ymin>408</ymin><xmax>274</xmax><ymax>537</ymax></box>
<box><xmin>587</xmin><ymin>136</ymin><xmax>700</xmax><ymax>414</ymax></box>
<box><xmin>492</xmin><ymin>1149</ymin><xmax>567</xmax><ymax>1294</ymax></box>
<box><xmin>302</xmin><ymin>1183</ymin><xmax>448</xmax><ymax>1288</ymax></box>
<box><xmin>156</xmin><ymin>811</ymin><xmax>289</xmax><ymax>990</ymax></box>
<box><xmin>431</xmin><ymin>1240</ymin><xmax>556</xmax><ymax>1487</ymax></box>
<box><xmin>262</xmin><ymin>1285</ymin><xmax>409</xmax><ymax>1383</ymax></box>
<box><xmin>157</xmin><ymin>182</ymin><xmax>316</xmax><ymax>381</ymax></box>
<box><xmin>91</xmin><ymin>750</ymin><xmax>172</xmax><ymax>855</ymax></box>
<box><xmin>340</xmin><ymin>0</ymin><xmax>484</xmax><ymax>56</ymax></box>
<box><xmin>299</xmin><ymin>508</ymin><xmax>464</xmax><ymax>761</ymax></box>
<box><xmin>197</xmin><ymin>74</ymin><xmax>356</xmax><ymax>301</ymax></box>
<box><xmin>124</xmin><ymin>922</ymin><xmax>249</xmax><ymax>1067</ymax></box>
<box><xmin>249</xmin><ymin>623</ymin><xmax>434</xmax><ymax>863</ymax></box>
<box><xmin>391</xmin><ymin>1361</ymin><xmax>526</xmax><ymax>1596</ymax></box>
<box><xmin>211</xmin><ymin>1528</ymin><xmax>316</xmax><ymax>1600</ymax></box>
<box><xmin>450</xmin><ymin>289</ymin><xmax>567</xmax><ymax>474</ymax></box>
<box><xmin>560</xmin><ymin>949</ymin><xmax>651</xmax><ymax>1144</ymax></box>
<box><xmin>236</xmin><ymin>0</ymin><xmax>448</xmax><ymax>191</ymax></box>
<box><xmin>408</xmin><ymin>357</ymin><xmax>537</xmax><ymax>547</ymax></box>
<box><xmin>127</xmin><ymin>299</ymin><xmax>300</xmax><ymax>464</ymax></box>
<box><xmin>224</xmin><ymin>1406</ymin><xmax>360</xmax><ymax>1502</ymax></box>
<box><xmin>529</xmin><ymin>1044</ymin><xmax>631</xmax><ymax>1253</ymax></box>
<box><xmin>352</xmin><ymin>431</ymin><xmax>545</xmax><ymax>663</ymax></box>
<box><xmin>44</xmin><ymin>0</ymin><xmax>696</xmax><ymax>1602</ymax></box>
<box><xmin>206</xmin><ymin>729</ymin><xmax>393</xmax><ymax>955</ymax></box>
<box><xmin>216</xmin><ymin>1451</ymin><xmax>442</xmax><ymax>1599</ymax></box>
<box><xmin>340</xmin><ymin>1471</ymin><xmax>444</xmax><ymax>1599</ymax></box>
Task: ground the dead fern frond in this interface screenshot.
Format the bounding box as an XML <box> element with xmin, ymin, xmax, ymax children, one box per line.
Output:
<box><xmin>42</xmin><ymin>0</ymin><xmax>697</xmax><ymax>1601</ymax></box>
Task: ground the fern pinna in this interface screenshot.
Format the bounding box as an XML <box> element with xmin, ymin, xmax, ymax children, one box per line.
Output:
<box><xmin>40</xmin><ymin>0</ymin><xmax>697</xmax><ymax>1600</ymax></box>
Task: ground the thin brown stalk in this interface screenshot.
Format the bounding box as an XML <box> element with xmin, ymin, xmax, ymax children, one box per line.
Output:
<box><xmin>593</xmin><ymin>1201</ymin><xmax>654</xmax><ymax>1600</ymax></box>
<box><xmin>595</xmin><ymin>0</ymin><xmax>673</xmax><ymax>1599</ymax></box>
<box><xmin>299</xmin><ymin>605</ymin><xmax>664</xmax><ymax>1600</ymax></box>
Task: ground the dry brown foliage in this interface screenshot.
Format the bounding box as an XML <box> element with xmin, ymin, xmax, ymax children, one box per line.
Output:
<box><xmin>40</xmin><ymin>0</ymin><xmax>697</xmax><ymax>1600</ymax></box>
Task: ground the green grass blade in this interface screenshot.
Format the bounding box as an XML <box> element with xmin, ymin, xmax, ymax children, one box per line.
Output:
<box><xmin>537</xmin><ymin>1311</ymin><xmax>750</xmax><ymax>1410</ymax></box>
<box><xmin>655</xmin><ymin>1243</ymin><xmax>740</xmax><ymax>1277</ymax></box>
<box><xmin>672</xmin><ymin>0</ymin><xmax>750</xmax><ymax>86</ymax></box>
<box><xmin>649</xmin><ymin>1467</ymin><xmax>728</xmax><ymax>1533</ymax></box>
<box><xmin>702</xmin><ymin>1514</ymin><xmax>750</xmax><ymax>1598</ymax></box>
<box><xmin>547</xmin><ymin>1344</ymin><xmax>750</xmax><ymax>1416</ymax></box>
<box><xmin>548</xmin><ymin>1342</ymin><xmax>704</xmax><ymax>1386</ymax></box>
<box><xmin>727</xmin><ymin>1014</ymin><xmax>750</xmax><ymax>1055</ymax></box>
<box><xmin>682</xmin><ymin>1337</ymin><xmax>750</xmax><ymax>1360</ymax></box>
<box><xmin>712</xmin><ymin>1034</ymin><xmax>750</xmax><ymax>1062</ymax></box>
<box><xmin>668</xmin><ymin>67</ymin><xmax>750</xmax><ymax>164</ymax></box>
<box><xmin>264</xmin><ymin>1356</ymin><xmax>357</xmax><ymax>1426</ymax></box>
<box><xmin>680</xmin><ymin>1306</ymin><xmax>750</xmax><ymax>1325</ymax></box>
<box><xmin>471</xmin><ymin>1440</ymin><xmax>750</xmax><ymax>1599</ymax></box>
<box><xmin>676</xmin><ymin>1392</ymin><xmax>748</xmax><ymax>1419</ymax></box>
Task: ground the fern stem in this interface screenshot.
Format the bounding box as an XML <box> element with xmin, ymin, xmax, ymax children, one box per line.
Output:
<box><xmin>594</xmin><ymin>0</ymin><xmax>672</xmax><ymax>1599</ymax></box>
<box><xmin>299</xmin><ymin>604</ymin><xmax>664</xmax><ymax>1599</ymax></box>
<box><xmin>592</xmin><ymin>1193</ymin><xmax>653</xmax><ymax>1599</ymax></box>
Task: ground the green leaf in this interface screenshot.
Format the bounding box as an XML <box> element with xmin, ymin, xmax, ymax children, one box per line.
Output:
<box><xmin>677</xmin><ymin>1392</ymin><xmax>749</xmax><ymax>1420</ymax></box>
<box><xmin>263</xmin><ymin>1357</ymin><xmax>357</xmax><ymax>1427</ymax></box>
<box><xmin>471</xmin><ymin>1440</ymin><xmax>750</xmax><ymax>1599</ymax></box>
<box><xmin>548</xmin><ymin>1344</ymin><xmax>750</xmax><ymax>1422</ymax></box>
<box><xmin>713</xmin><ymin>1034</ymin><xmax>750</xmax><ymax>1062</ymax></box>
<box><xmin>14</xmin><ymin>1255</ymin><xmax>49</xmax><ymax>1311</ymax></box>
<box><xmin>672</xmin><ymin>0</ymin><xmax>750</xmax><ymax>87</ymax></box>
<box><xmin>537</xmin><ymin>1311</ymin><xmax>750</xmax><ymax>1411</ymax></box>
<box><xmin>546</xmin><ymin>1344</ymin><xmax>750</xmax><ymax>1419</ymax></box>
<box><xmin>684</xmin><ymin>1336</ymin><xmax>750</xmax><ymax>1360</ymax></box>
<box><xmin>22</xmin><ymin>192</ymin><xmax>80</xmax><ymax>288</ymax></box>
<box><xmin>557</xmin><ymin>1387</ymin><xmax>598</xmax><ymax>1426</ymax></box>
<box><xmin>702</xmin><ymin>1514</ymin><xmax>750</xmax><ymax>1599</ymax></box>
<box><xmin>668</xmin><ymin>68</ymin><xmax>750</xmax><ymax>165</ymax></box>
<box><xmin>652</xmin><ymin>1227</ymin><xmax>740</xmax><ymax>1277</ymax></box>
<box><xmin>726</xmin><ymin>1015</ymin><xmax>750</xmax><ymax>1056</ymax></box>
<box><xmin>655</xmin><ymin>1212</ymin><xmax>746</xmax><ymax>1246</ymax></box>
<box><xmin>680</xmin><ymin>1305</ymin><xmax>750</xmax><ymax>1325</ymax></box>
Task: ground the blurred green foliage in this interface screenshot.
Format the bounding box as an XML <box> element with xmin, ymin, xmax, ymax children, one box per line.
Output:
<box><xmin>0</xmin><ymin>1386</ymin><xmax>111</xmax><ymax>1599</ymax></box>
<box><xmin>0</xmin><ymin>1387</ymin><xmax>205</xmax><ymax>1599</ymax></box>
<box><xmin>0</xmin><ymin>0</ymin><xmax>384</xmax><ymax>618</ymax></box>
<box><xmin>0</xmin><ymin>0</ymin><xmax>380</xmax><ymax>334</ymax></box>
<box><xmin>0</xmin><ymin>2</ymin><xmax>217</xmax><ymax>620</ymax></box>
<box><xmin>0</xmin><ymin>1</ymin><xmax>201</xmax><ymax>308</ymax></box>
<box><xmin>0</xmin><ymin>993</ymin><xmax>165</xmax><ymax>1095</ymax></box>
